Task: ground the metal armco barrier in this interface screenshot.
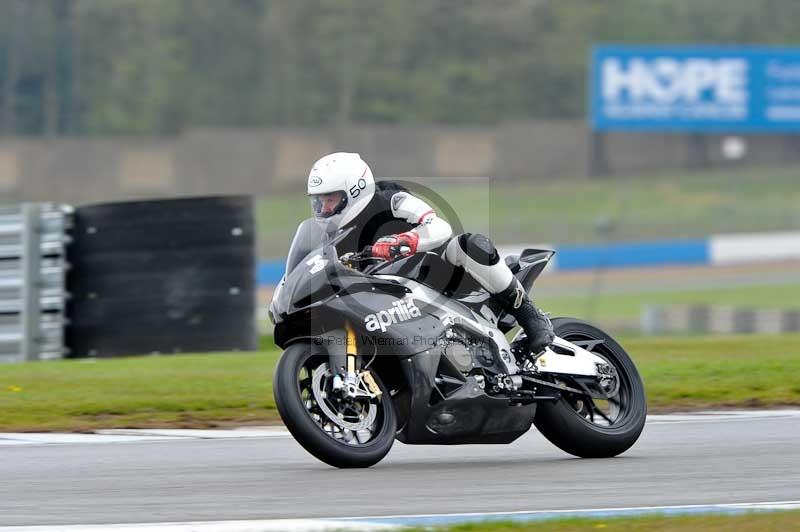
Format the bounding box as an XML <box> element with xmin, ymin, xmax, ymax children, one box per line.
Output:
<box><xmin>642</xmin><ymin>304</ymin><xmax>800</xmax><ymax>335</ymax></box>
<box><xmin>0</xmin><ymin>203</ymin><xmax>72</xmax><ymax>363</ymax></box>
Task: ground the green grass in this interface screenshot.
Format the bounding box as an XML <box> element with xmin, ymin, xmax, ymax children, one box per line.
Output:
<box><xmin>411</xmin><ymin>510</ymin><xmax>800</xmax><ymax>531</ymax></box>
<box><xmin>631</xmin><ymin>334</ymin><xmax>800</xmax><ymax>410</ymax></box>
<box><xmin>257</xmin><ymin>165</ymin><xmax>800</xmax><ymax>258</ymax></box>
<box><xmin>2</xmin><ymin>334</ymin><xmax>800</xmax><ymax>432</ymax></box>
<box><xmin>539</xmin><ymin>284</ymin><xmax>800</xmax><ymax>322</ymax></box>
<box><xmin>0</xmin><ymin>350</ymin><xmax>280</xmax><ymax>432</ymax></box>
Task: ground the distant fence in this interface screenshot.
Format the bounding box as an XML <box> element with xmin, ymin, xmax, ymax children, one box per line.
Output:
<box><xmin>256</xmin><ymin>230</ymin><xmax>800</xmax><ymax>286</ymax></box>
<box><xmin>1</xmin><ymin>123</ymin><xmax>800</xmax><ymax>204</ymax></box>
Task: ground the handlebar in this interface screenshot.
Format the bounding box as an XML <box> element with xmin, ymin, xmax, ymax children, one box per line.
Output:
<box><xmin>353</xmin><ymin>245</ymin><xmax>411</xmax><ymax>260</ymax></box>
<box><xmin>340</xmin><ymin>244</ymin><xmax>413</xmax><ymax>274</ymax></box>
<box><xmin>339</xmin><ymin>246</ymin><xmax>381</xmax><ymax>265</ymax></box>
<box><xmin>340</xmin><ymin>245</ymin><xmax>412</xmax><ymax>272</ymax></box>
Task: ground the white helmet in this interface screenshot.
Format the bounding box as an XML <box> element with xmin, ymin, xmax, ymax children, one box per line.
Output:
<box><xmin>307</xmin><ymin>152</ymin><xmax>375</xmax><ymax>229</ymax></box>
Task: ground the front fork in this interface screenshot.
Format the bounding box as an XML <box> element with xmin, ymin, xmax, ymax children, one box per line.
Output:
<box><xmin>330</xmin><ymin>322</ymin><xmax>358</xmax><ymax>397</ymax></box>
<box><xmin>329</xmin><ymin>323</ymin><xmax>381</xmax><ymax>399</ymax></box>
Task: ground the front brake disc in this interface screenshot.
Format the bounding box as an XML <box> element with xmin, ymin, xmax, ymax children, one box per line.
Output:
<box><xmin>312</xmin><ymin>364</ymin><xmax>377</xmax><ymax>431</ymax></box>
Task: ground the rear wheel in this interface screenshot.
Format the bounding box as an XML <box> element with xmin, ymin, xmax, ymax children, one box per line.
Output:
<box><xmin>273</xmin><ymin>342</ymin><xmax>396</xmax><ymax>468</ymax></box>
<box><xmin>533</xmin><ymin>318</ymin><xmax>646</xmax><ymax>458</ymax></box>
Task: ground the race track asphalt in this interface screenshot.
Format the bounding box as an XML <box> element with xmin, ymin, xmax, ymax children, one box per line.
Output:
<box><xmin>2</xmin><ymin>411</ymin><xmax>799</xmax><ymax>526</ymax></box>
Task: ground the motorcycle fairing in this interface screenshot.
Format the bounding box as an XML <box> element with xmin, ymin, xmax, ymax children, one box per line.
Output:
<box><xmin>398</xmin><ymin>279</ymin><xmax>520</xmax><ymax>370</ymax></box>
<box><xmin>507</xmin><ymin>248</ymin><xmax>555</xmax><ymax>292</ymax></box>
<box><xmin>274</xmin><ymin>245</ymin><xmax>448</xmax><ymax>356</ymax></box>
<box><xmin>366</xmin><ymin>274</ymin><xmax>537</xmax><ymax>444</ymax></box>
<box><xmin>532</xmin><ymin>336</ymin><xmax>611</xmax><ymax>377</ymax></box>
<box><xmin>274</xmin><ymin>281</ymin><xmax>447</xmax><ymax>356</ymax></box>
<box><xmin>395</xmin><ymin>350</ymin><xmax>536</xmax><ymax>445</ymax></box>
<box><xmin>373</xmin><ymin>247</ymin><xmax>555</xmax><ymax>333</ymax></box>
<box><xmin>371</xmin><ymin>251</ymin><xmax>485</xmax><ymax>297</ymax></box>
<box><xmin>494</xmin><ymin>248</ymin><xmax>555</xmax><ymax>332</ymax></box>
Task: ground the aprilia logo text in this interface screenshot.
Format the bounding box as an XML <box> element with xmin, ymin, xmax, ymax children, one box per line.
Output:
<box><xmin>365</xmin><ymin>298</ymin><xmax>421</xmax><ymax>332</ymax></box>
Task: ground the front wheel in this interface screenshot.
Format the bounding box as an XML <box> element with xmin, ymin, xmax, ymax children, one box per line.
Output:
<box><xmin>534</xmin><ymin>318</ymin><xmax>646</xmax><ymax>458</ymax></box>
<box><xmin>273</xmin><ymin>342</ymin><xmax>396</xmax><ymax>468</ymax></box>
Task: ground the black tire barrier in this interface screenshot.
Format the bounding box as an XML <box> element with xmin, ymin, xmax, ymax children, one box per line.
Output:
<box><xmin>66</xmin><ymin>196</ymin><xmax>257</xmax><ymax>358</ymax></box>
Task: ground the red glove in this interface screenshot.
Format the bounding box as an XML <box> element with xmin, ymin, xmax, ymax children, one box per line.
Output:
<box><xmin>372</xmin><ymin>231</ymin><xmax>419</xmax><ymax>260</ymax></box>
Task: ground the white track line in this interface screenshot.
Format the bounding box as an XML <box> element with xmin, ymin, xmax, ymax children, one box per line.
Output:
<box><xmin>341</xmin><ymin>499</ymin><xmax>800</xmax><ymax>524</ymax></box>
<box><xmin>96</xmin><ymin>428</ymin><xmax>292</xmax><ymax>439</ymax></box>
<box><xmin>0</xmin><ymin>427</ymin><xmax>291</xmax><ymax>446</ymax></box>
<box><xmin>1</xmin><ymin>410</ymin><xmax>799</xmax><ymax>446</ymax></box>
<box><xmin>0</xmin><ymin>519</ymin><xmax>395</xmax><ymax>531</ymax></box>
<box><xmin>2</xmin><ymin>501</ymin><xmax>799</xmax><ymax>531</ymax></box>
<box><xmin>645</xmin><ymin>409</ymin><xmax>800</xmax><ymax>425</ymax></box>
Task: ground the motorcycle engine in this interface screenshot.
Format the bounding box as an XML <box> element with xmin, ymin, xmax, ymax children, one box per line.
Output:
<box><xmin>441</xmin><ymin>327</ymin><xmax>500</xmax><ymax>376</ymax></box>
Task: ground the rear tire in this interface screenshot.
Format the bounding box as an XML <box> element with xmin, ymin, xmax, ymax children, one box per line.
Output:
<box><xmin>534</xmin><ymin>318</ymin><xmax>646</xmax><ymax>458</ymax></box>
<box><xmin>273</xmin><ymin>342</ymin><xmax>396</xmax><ymax>468</ymax></box>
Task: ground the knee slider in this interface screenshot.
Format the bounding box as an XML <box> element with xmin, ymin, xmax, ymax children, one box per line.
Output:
<box><xmin>458</xmin><ymin>233</ymin><xmax>500</xmax><ymax>266</ymax></box>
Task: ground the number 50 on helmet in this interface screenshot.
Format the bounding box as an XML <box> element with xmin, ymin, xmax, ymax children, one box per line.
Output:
<box><xmin>307</xmin><ymin>152</ymin><xmax>375</xmax><ymax>229</ymax></box>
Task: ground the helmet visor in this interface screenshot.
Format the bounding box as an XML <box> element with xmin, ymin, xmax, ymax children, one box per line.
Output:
<box><xmin>310</xmin><ymin>190</ymin><xmax>348</xmax><ymax>219</ymax></box>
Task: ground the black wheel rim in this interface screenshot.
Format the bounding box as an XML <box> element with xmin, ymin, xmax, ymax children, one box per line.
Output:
<box><xmin>295</xmin><ymin>353</ymin><xmax>386</xmax><ymax>447</ymax></box>
<box><xmin>559</xmin><ymin>332</ymin><xmax>635</xmax><ymax>429</ymax></box>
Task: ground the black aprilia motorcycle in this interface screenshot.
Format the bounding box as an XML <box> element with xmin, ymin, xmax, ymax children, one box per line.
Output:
<box><xmin>269</xmin><ymin>222</ymin><xmax>646</xmax><ymax>468</ymax></box>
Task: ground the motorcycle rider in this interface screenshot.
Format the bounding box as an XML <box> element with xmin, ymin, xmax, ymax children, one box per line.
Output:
<box><xmin>306</xmin><ymin>152</ymin><xmax>554</xmax><ymax>354</ymax></box>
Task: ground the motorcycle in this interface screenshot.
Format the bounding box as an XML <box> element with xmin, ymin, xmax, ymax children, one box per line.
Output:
<box><xmin>269</xmin><ymin>221</ymin><xmax>646</xmax><ymax>468</ymax></box>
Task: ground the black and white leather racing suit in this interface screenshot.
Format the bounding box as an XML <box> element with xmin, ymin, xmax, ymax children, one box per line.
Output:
<box><xmin>337</xmin><ymin>181</ymin><xmax>554</xmax><ymax>354</ymax></box>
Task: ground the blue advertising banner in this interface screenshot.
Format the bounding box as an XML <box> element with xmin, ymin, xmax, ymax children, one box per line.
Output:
<box><xmin>591</xmin><ymin>45</ymin><xmax>800</xmax><ymax>132</ymax></box>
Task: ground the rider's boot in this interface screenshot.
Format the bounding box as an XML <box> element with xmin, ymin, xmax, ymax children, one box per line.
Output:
<box><xmin>495</xmin><ymin>279</ymin><xmax>554</xmax><ymax>355</ymax></box>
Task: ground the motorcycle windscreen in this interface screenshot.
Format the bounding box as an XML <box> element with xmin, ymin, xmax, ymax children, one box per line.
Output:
<box><xmin>273</xmin><ymin>222</ymin><xmax>357</xmax><ymax>316</ymax></box>
<box><xmin>284</xmin><ymin>218</ymin><xmax>325</xmax><ymax>275</ymax></box>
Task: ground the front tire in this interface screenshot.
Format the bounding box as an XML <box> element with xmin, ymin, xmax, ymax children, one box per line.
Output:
<box><xmin>273</xmin><ymin>342</ymin><xmax>396</xmax><ymax>468</ymax></box>
<box><xmin>534</xmin><ymin>318</ymin><xmax>646</xmax><ymax>458</ymax></box>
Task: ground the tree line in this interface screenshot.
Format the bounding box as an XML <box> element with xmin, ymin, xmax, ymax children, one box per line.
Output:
<box><xmin>1</xmin><ymin>0</ymin><xmax>798</xmax><ymax>136</ymax></box>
